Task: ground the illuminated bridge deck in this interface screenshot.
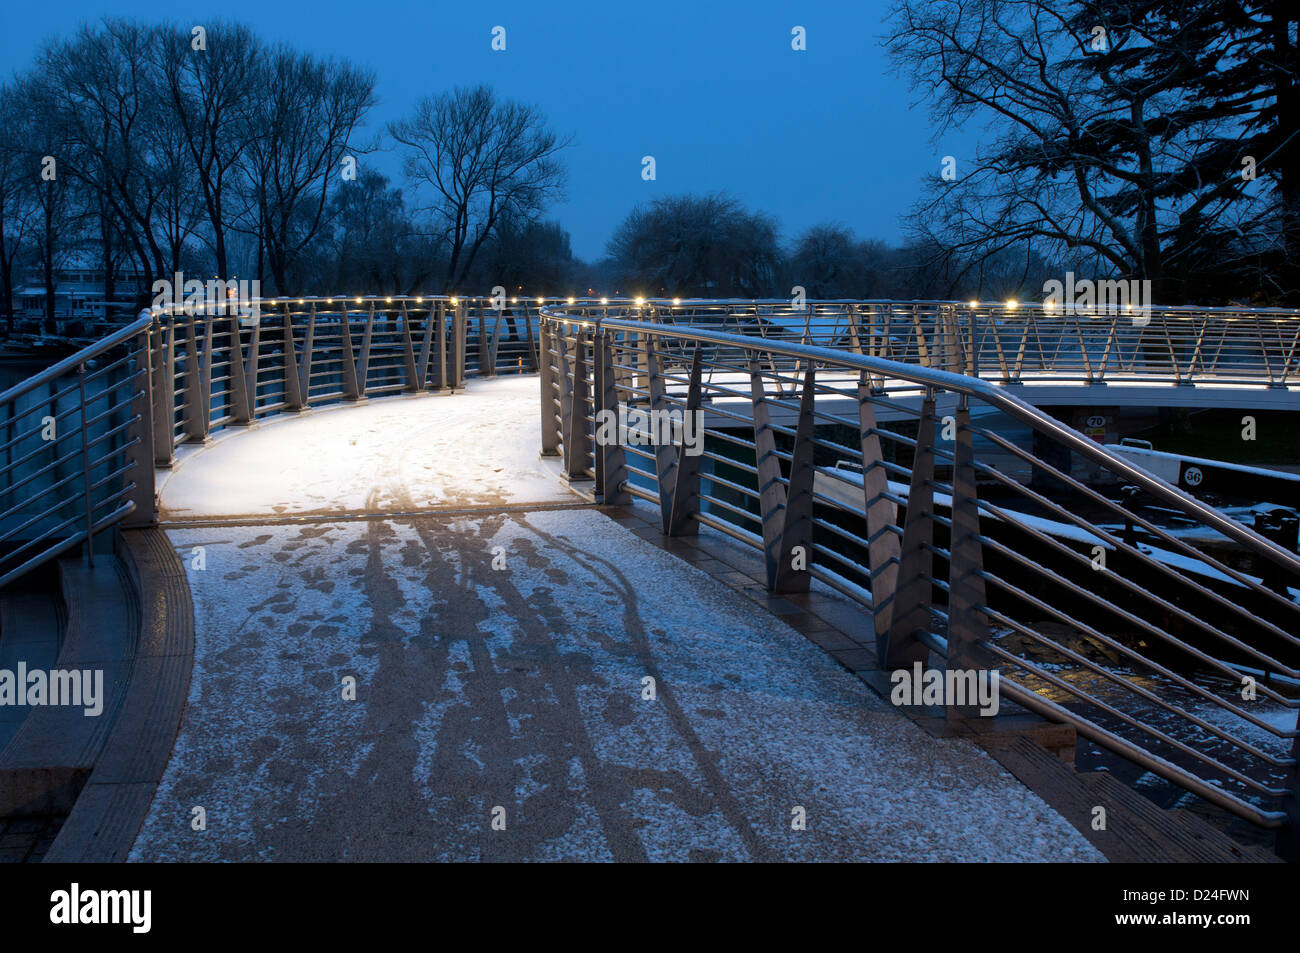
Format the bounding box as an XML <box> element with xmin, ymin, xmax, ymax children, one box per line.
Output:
<box><xmin>126</xmin><ymin>376</ymin><xmax>1100</xmax><ymax>862</ymax></box>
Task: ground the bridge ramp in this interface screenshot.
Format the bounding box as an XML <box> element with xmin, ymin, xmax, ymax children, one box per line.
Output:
<box><xmin>133</xmin><ymin>377</ymin><xmax>1102</xmax><ymax>862</ymax></box>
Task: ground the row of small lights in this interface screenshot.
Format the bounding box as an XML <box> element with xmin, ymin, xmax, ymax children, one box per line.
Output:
<box><xmin>154</xmin><ymin>296</ymin><xmax>1140</xmax><ymax>315</ymax></box>
<box><xmin>156</xmin><ymin>295</ymin><xmax>662</xmax><ymax>311</ymax></box>
<box><xmin>970</xmin><ymin>299</ymin><xmax>1136</xmax><ymax>312</ymax></box>
<box><xmin>167</xmin><ymin>297</ymin><xmax>1083</xmax><ymax>309</ymax></box>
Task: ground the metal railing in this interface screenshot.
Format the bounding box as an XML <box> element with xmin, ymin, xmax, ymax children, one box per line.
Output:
<box><xmin>3</xmin><ymin>292</ymin><xmax>1298</xmax><ymax>838</ymax></box>
<box><xmin>558</xmin><ymin>298</ymin><xmax>1300</xmax><ymax>388</ymax></box>
<box><xmin>0</xmin><ymin>315</ymin><xmax>154</xmax><ymax>587</ymax></box>
<box><xmin>540</xmin><ymin>305</ymin><xmax>1300</xmax><ymax>835</ymax></box>
<box><xmin>0</xmin><ymin>295</ymin><xmax>567</xmax><ymax>587</ymax></box>
<box><xmin>154</xmin><ymin>295</ymin><xmax>565</xmax><ymax>455</ymax></box>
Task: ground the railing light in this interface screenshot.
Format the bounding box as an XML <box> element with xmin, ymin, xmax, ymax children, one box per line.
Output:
<box><xmin>635</xmin><ymin>297</ymin><xmax>646</xmax><ymax>306</ymax></box>
<box><xmin>673</xmin><ymin>298</ymin><xmax>681</xmax><ymax>306</ymax></box>
<box><xmin>567</xmin><ymin>297</ymin><xmax>576</xmax><ymax>305</ymax></box>
<box><xmin>1006</xmin><ymin>299</ymin><xmax>1018</xmax><ymax>308</ymax></box>
<box><xmin>600</xmin><ymin>297</ymin><xmax>608</xmax><ymax>305</ymax></box>
<box><xmin>355</xmin><ymin>297</ymin><xmax>363</xmax><ymax>304</ymax></box>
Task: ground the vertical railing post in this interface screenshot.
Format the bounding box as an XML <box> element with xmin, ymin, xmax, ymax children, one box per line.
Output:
<box><xmin>943</xmin><ymin>305</ymin><xmax>963</xmax><ymax>374</ymax></box>
<box><xmin>477</xmin><ymin>302</ymin><xmax>490</xmax><ymax>377</ymax></box>
<box><xmin>123</xmin><ymin>325</ymin><xmax>158</xmax><ymax>528</ymax></box>
<box><xmin>539</xmin><ymin>316</ymin><xmax>560</xmax><ymax>456</ymax></box>
<box><xmin>564</xmin><ymin>329</ymin><xmax>592</xmax><ymax>480</ymax></box>
<box><xmin>592</xmin><ymin>321</ymin><xmax>608</xmax><ymax>499</ymax></box>
<box><xmin>859</xmin><ymin>377</ymin><xmax>901</xmax><ymax>656</ymax></box>
<box><xmin>773</xmin><ymin>364</ymin><xmax>816</xmax><ymax>592</ymax></box>
<box><xmin>885</xmin><ymin>391</ymin><xmax>938</xmax><ymax>668</ymax></box>
<box><xmin>646</xmin><ymin>336</ymin><xmax>678</xmax><ymax>511</ymax></box>
<box><xmin>487</xmin><ymin>305</ymin><xmax>503</xmax><ymax>376</ymax></box>
<box><xmin>436</xmin><ymin>302</ymin><xmax>449</xmax><ymax>392</ymax></box>
<box><xmin>946</xmin><ymin>395</ymin><xmax>993</xmax><ymax>716</ymax></box>
<box><xmin>1010</xmin><ymin>311</ymin><xmax>1029</xmax><ymax>383</ymax></box>
<box><xmin>76</xmin><ymin>363</ymin><xmax>94</xmax><ymax>565</ymax></box>
<box><xmin>633</xmin><ymin>319</ymin><xmax>649</xmax><ymax>405</ymax></box>
<box><xmin>453</xmin><ymin>299</ymin><xmax>467</xmax><ymax>391</ymax></box>
<box><xmin>181</xmin><ymin>316</ymin><xmax>208</xmax><ymax>443</ymax></box>
<box><xmin>967</xmin><ymin>303</ymin><xmax>979</xmax><ymax>378</ymax></box>
<box><xmin>357</xmin><ymin>304</ymin><xmax>376</xmax><ymax>399</ymax></box>
<box><xmin>282</xmin><ymin>304</ymin><xmax>305</xmax><ymax>411</ymax></box>
<box><xmin>912</xmin><ymin>304</ymin><xmax>931</xmax><ymax>367</ymax></box>
<box><xmin>400</xmin><ymin>301</ymin><xmax>420</xmax><ymax>392</ymax></box>
<box><xmin>246</xmin><ymin>313</ymin><xmax>263</xmax><ymax>419</ymax></box>
<box><xmin>152</xmin><ymin>318</ymin><xmax>175</xmax><ymax>466</ymax></box>
<box><xmin>339</xmin><ymin>305</ymin><xmax>360</xmax><ymax>400</ymax></box>
<box><xmin>749</xmin><ymin>355</ymin><xmax>787</xmax><ymax>591</ymax></box>
<box><xmin>556</xmin><ymin>328</ymin><xmax>574</xmax><ymax>465</ymax></box>
<box><xmin>523</xmin><ymin>302</ymin><xmax>539</xmax><ymax>371</ymax></box>
<box><xmin>200</xmin><ymin>314</ymin><xmax>214</xmax><ymax>436</ymax></box>
<box><xmin>937</xmin><ymin>305</ymin><xmax>952</xmax><ymax>373</ymax></box>
<box><xmin>300</xmin><ymin>302</ymin><xmax>316</xmax><ymax>406</ymax></box>
<box><xmin>228</xmin><ymin>313</ymin><xmax>252</xmax><ymax>425</ymax></box>
<box><xmin>593</xmin><ymin>324</ymin><xmax>630</xmax><ymax>504</ymax></box>
<box><xmin>663</xmin><ymin>347</ymin><xmax>704</xmax><ymax>536</ymax></box>
<box><xmin>847</xmin><ymin>304</ymin><xmax>864</xmax><ymax>355</ymax></box>
<box><xmin>417</xmin><ymin>301</ymin><xmax>434</xmax><ymax>389</ymax></box>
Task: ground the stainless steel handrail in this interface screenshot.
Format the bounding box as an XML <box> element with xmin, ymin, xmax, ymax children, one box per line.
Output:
<box><xmin>4</xmin><ymin>293</ymin><xmax>1297</xmax><ymax>837</ymax></box>
<box><xmin>0</xmin><ymin>315</ymin><xmax>152</xmax><ymax>406</ymax></box>
<box><xmin>0</xmin><ymin>315</ymin><xmax>154</xmax><ymax>588</ymax></box>
<box><xmin>540</xmin><ymin>306</ymin><xmax>1300</xmax><ymax>833</ymax></box>
<box><xmin>591</xmin><ymin>317</ymin><xmax>1300</xmax><ymax>575</ymax></box>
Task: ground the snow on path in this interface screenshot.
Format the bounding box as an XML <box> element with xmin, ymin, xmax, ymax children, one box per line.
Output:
<box><xmin>159</xmin><ymin>375</ymin><xmax>569</xmax><ymax>518</ymax></box>
<box><xmin>135</xmin><ymin>377</ymin><xmax>1101</xmax><ymax>861</ymax></box>
<box><xmin>132</xmin><ymin>510</ymin><xmax>1101</xmax><ymax>862</ymax></box>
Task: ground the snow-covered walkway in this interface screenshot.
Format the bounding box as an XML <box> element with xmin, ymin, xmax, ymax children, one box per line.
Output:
<box><xmin>159</xmin><ymin>375</ymin><xmax>570</xmax><ymax>518</ymax></box>
<box><xmin>132</xmin><ymin>377</ymin><xmax>1101</xmax><ymax>862</ymax></box>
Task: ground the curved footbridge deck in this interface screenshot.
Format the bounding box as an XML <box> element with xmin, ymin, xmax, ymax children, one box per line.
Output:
<box><xmin>116</xmin><ymin>375</ymin><xmax>1106</xmax><ymax>862</ymax></box>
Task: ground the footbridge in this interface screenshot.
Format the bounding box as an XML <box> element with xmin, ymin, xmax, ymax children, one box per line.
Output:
<box><xmin>0</xmin><ymin>295</ymin><xmax>1297</xmax><ymax>861</ymax></box>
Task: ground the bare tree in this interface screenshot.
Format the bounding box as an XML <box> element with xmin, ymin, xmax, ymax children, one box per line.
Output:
<box><xmin>607</xmin><ymin>193</ymin><xmax>781</xmax><ymax>297</ymax></box>
<box><xmin>306</xmin><ymin>168</ymin><xmax>415</xmax><ymax>294</ymax></box>
<box><xmin>160</xmin><ymin>21</ymin><xmax>262</xmax><ymax>278</ymax></box>
<box><xmin>389</xmin><ymin>85</ymin><xmax>571</xmax><ymax>291</ymax></box>
<box><xmin>887</xmin><ymin>0</ymin><xmax>1273</xmax><ymax>302</ymax></box>
<box><xmin>239</xmin><ymin>47</ymin><xmax>376</xmax><ymax>294</ymax></box>
<box><xmin>34</xmin><ymin>19</ymin><xmax>179</xmax><ymax>291</ymax></box>
<box><xmin>0</xmin><ymin>84</ymin><xmax>40</xmax><ymax>334</ymax></box>
<box><xmin>154</xmin><ymin>100</ymin><xmax>206</xmax><ymax>277</ymax></box>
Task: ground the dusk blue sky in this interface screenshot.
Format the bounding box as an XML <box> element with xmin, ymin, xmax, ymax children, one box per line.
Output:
<box><xmin>0</xmin><ymin>0</ymin><xmax>981</xmax><ymax>261</ymax></box>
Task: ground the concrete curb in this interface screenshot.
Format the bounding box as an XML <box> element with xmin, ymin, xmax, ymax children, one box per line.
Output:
<box><xmin>42</xmin><ymin>528</ymin><xmax>195</xmax><ymax>862</ymax></box>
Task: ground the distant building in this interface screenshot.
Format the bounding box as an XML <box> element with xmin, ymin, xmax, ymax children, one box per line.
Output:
<box><xmin>16</xmin><ymin>261</ymin><xmax>147</xmax><ymax>331</ymax></box>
